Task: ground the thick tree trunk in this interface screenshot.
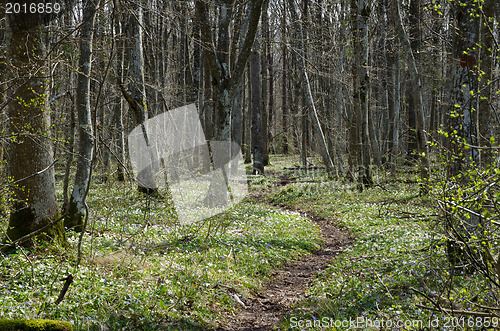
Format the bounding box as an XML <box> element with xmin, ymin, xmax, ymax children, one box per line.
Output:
<box><xmin>123</xmin><ymin>3</ymin><xmax>158</xmax><ymax>195</ymax></box>
<box><xmin>66</xmin><ymin>0</ymin><xmax>100</xmax><ymax>232</ymax></box>
<box><xmin>5</xmin><ymin>13</ymin><xmax>64</xmax><ymax>246</ymax></box>
<box><xmin>351</xmin><ymin>0</ymin><xmax>373</xmax><ymax>189</ymax></box>
<box><xmin>477</xmin><ymin>0</ymin><xmax>495</xmax><ymax>165</ymax></box>
<box><xmin>406</xmin><ymin>0</ymin><xmax>421</xmax><ymax>162</ymax></box>
<box><xmin>444</xmin><ymin>1</ymin><xmax>482</xmax><ymax>271</ymax></box>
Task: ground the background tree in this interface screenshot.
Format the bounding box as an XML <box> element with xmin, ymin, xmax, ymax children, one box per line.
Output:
<box><xmin>195</xmin><ymin>0</ymin><xmax>265</xmax><ymax>143</ymax></box>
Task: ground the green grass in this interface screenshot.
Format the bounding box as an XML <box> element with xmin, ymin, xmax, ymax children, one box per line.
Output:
<box><xmin>0</xmin><ymin>177</ymin><xmax>321</xmax><ymax>330</ymax></box>
<box><xmin>266</xmin><ymin>169</ymin><xmax>500</xmax><ymax>330</ymax></box>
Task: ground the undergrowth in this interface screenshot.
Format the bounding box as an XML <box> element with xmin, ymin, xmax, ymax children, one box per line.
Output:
<box><xmin>0</xmin><ymin>172</ymin><xmax>321</xmax><ymax>330</ymax></box>
<box><xmin>268</xmin><ymin>166</ymin><xmax>498</xmax><ymax>330</ymax></box>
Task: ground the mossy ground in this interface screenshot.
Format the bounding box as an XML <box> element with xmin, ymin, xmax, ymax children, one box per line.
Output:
<box><xmin>0</xmin><ymin>319</ymin><xmax>72</xmax><ymax>331</ymax></box>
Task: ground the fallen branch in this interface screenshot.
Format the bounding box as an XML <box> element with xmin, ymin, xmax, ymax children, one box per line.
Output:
<box><xmin>54</xmin><ymin>274</ymin><xmax>74</xmax><ymax>305</ymax></box>
<box><xmin>415</xmin><ymin>304</ymin><xmax>500</xmax><ymax>318</ymax></box>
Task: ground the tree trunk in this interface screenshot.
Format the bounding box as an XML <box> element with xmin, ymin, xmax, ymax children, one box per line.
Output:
<box><xmin>251</xmin><ymin>40</ymin><xmax>264</xmax><ymax>174</ymax></box>
<box><xmin>261</xmin><ymin>2</ymin><xmax>270</xmax><ymax>166</ymax></box>
<box><xmin>282</xmin><ymin>0</ymin><xmax>289</xmax><ymax>154</ymax></box>
<box><xmin>244</xmin><ymin>67</ymin><xmax>252</xmax><ymax>164</ymax></box>
<box><xmin>62</xmin><ymin>90</ymin><xmax>76</xmax><ymax>213</ymax></box>
<box><xmin>195</xmin><ymin>0</ymin><xmax>265</xmax><ymax>144</ymax></box>
<box><xmin>392</xmin><ymin>0</ymin><xmax>430</xmax><ymax>193</ymax></box>
<box><xmin>123</xmin><ymin>3</ymin><xmax>158</xmax><ymax>195</ymax></box>
<box><xmin>265</xmin><ymin>7</ymin><xmax>275</xmax><ymax>156</ymax></box>
<box><xmin>391</xmin><ymin>48</ymin><xmax>401</xmax><ymax>172</ymax></box>
<box><xmin>66</xmin><ymin>0</ymin><xmax>100</xmax><ymax>232</ymax></box>
<box><xmin>4</xmin><ymin>10</ymin><xmax>66</xmax><ymax>247</ymax></box>
<box><xmin>477</xmin><ymin>0</ymin><xmax>495</xmax><ymax>165</ymax></box>
<box><xmin>287</xmin><ymin>0</ymin><xmax>335</xmax><ymax>178</ymax></box>
<box><xmin>351</xmin><ymin>0</ymin><xmax>373</xmax><ymax>189</ymax></box>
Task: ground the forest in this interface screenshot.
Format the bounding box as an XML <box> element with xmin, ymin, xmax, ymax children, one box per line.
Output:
<box><xmin>0</xmin><ymin>0</ymin><xmax>500</xmax><ymax>330</ymax></box>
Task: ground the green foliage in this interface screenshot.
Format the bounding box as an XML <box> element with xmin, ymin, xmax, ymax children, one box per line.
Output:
<box><xmin>0</xmin><ymin>178</ymin><xmax>321</xmax><ymax>330</ymax></box>
<box><xmin>267</xmin><ymin>179</ymin><xmax>446</xmax><ymax>328</ymax></box>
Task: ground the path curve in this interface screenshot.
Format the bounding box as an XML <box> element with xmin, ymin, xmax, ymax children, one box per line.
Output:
<box><xmin>217</xmin><ymin>180</ymin><xmax>352</xmax><ymax>330</ymax></box>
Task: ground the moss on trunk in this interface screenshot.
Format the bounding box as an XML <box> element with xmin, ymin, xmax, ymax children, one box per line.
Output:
<box><xmin>6</xmin><ymin>208</ymin><xmax>66</xmax><ymax>248</ymax></box>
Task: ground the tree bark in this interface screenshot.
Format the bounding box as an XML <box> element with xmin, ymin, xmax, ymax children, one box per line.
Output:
<box><xmin>4</xmin><ymin>4</ymin><xmax>76</xmax><ymax>246</ymax></box>
<box><xmin>281</xmin><ymin>0</ymin><xmax>289</xmax><ymax>154</ymax></box>
<box><xmin>287</xmin><ymin>0</ymin><xmax>335</xmax><ymax>178</ymax></box>
<box><xmin>265</xmin><ymin>6</ymin><xmax>275</xmax><ymax>156</ymax></box>
<box><xmin>123</xmin><ymin>3</ymin><xmax>158</xmax><ymax>195</ymax></box>
<box><xmin>66</xmin><ymin>0</ymin><xmax>100</xmax><ymax>232</ymax></box>
<box><xmin>195</xmin><ymin>0</ymin><xmax>265</xmax><ymax>143</ymax></box>
<box><xmin>477</xmin><ymin>0</ymin><xmax>495</xmax><ymax>165</ymax></box>
<box><xmin>392</xmin><ymin>0</ymin><xmax>430</xmax><ymax>193</ymax></box>
<box><xmin>251</xmin><ymin>39</ymin><xmax>264</xmax><ymax>174</ymax></box>
<box><xmin>261</xmin><ymin>1</ymin><xmax>270</xmax><ymax>166</ymax></box>
<box><xmin>351</xmin><ymin>0</ymin><xmax>373</xmax><ymax>189</ymax></box>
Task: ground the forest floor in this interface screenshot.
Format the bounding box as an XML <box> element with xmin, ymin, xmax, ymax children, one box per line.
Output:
<box><xmin>1</xmin><ymin>155</ymin><xmax>496</xmax><ymax>330</ymax></box>
<box><xmin>217</xmin><ymin>178</ymin><xmax>352</xmax><ymax>330</ymax></box>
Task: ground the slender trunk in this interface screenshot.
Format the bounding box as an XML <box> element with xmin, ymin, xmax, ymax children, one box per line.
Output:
<box><xmin>391</xmin><ymin>50</ymin><xmax>401</xmax><ymax>172</ymax></box>
<box><xmin>62</xmin><ymin>89</ymin><xmax>76</xmax><ymax>212</ymax></box>
<box><xmin>392</xmin><ymin>0</ymin><xmax>430</xmax><ymax>193</ymax></box>
<box><xmin>261</xmin><ymin>3</ymin><xmax>270</xmax><ymax>166</ymax></box>
<box><xmin>288</xmin><ymin>0</ymin><xmax>335</xmax><ymax>177</ymax></box>
<box><xmin>115</xmin><ymin>18</ymin><xmax>126</xmax><ymax>182</ymax></box>
<box><xmin>282</xmin><ymin>0</ymin><xmax>288</xmax><ymax>154</ymax></box>
<box><xmin>266</xmin><ymin>8</ymin><xmax>274</xmax><ymax>156</ymax></box>
<box><xmin>251</xmin><ymin>40</ymin><xmax>264</xmax><ymax>174</ymax></box>
<box><xmin>66</xmin><ymin>0</ymin><xmax>100</xmax><ymax>232</ymax></box>
<box><xmin>244</xmin><ymin>67</ymin><xmax>252</xmax><ymax>163</ymax></box>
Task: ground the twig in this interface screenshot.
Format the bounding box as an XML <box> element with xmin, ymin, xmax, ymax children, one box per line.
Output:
<box><xmin>415</xmin><ymin>304</ymin><xmax>500</xmax><ymax>318</ymax></box>
<box><xmin>54</xmin><ymin>274</ymin><xmax>74</xmax><ymax>305</ymax></box>
<box><xmin>0</xmin><ymin>159</ymin><xmax>58</xmax><ymax>191</ymax></box>
<box><xmin>410</xmin><ymin>287</ymin><xmax>446</xmax><ymax>314</ymax></box>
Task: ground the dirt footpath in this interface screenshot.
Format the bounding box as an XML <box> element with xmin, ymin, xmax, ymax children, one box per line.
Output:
<box><xmin>217</xmin><ymin>187</ymin><xmax>352</xmax><ymax>330</ymax></box>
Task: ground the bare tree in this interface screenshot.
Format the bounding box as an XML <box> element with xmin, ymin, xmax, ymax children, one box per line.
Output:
<box><xmin>195</xmin><ymin>0</ymin><xmax>265</xmax><ymax>142</ymax></box>
<box><xmin>392</xmin><ymin>0</ymin><xmax>430</xmax><ymax>192</ymax></box>
<box><xmin>287</xmin><ymin>0</ymin><xmax>335</xmax><ymax>177</ymax></box>
<box><xmin>120</xmin><ymin>2</ymin><xmax>158</xmax><ymax>195</ymax></box>
<box><xmin>66</xmin><ymin>0</ymin><xmax>101</xmax><ymax>232</ymax></box>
